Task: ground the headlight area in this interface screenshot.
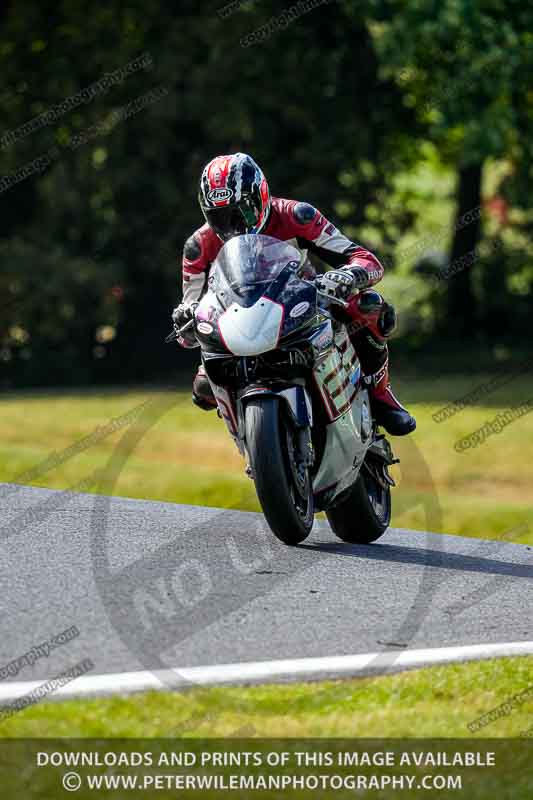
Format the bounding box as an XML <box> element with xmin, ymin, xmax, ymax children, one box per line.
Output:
<box><xmin>202</xmin><ymin>346</ymin><xmax>313</xmax><ymax>387</ymax></box>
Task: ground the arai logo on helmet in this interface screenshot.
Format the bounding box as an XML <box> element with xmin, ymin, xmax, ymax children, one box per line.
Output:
<box><xmin>197</xmin><ymin>322</ymin><xmax>213</xmax><ymax>335</ymax></box>
<box><xmin>207</xmin><ymin>188</ymin><xmax>233</xmax><ymax>203</ymax></box>
<box><xmin>290</xmin><ymin>301</ymin><xmax>310</xmax><ymax>318</ymax></box>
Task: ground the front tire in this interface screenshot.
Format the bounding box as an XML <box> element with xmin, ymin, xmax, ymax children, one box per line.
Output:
<box><xmin>326</xmin><ymin>466</ymin><xmax>391</xmax><ymax>544</ymax></box>
<box><xmin>245</xmin><ymin>397</ymin><xmax>313</xmax><ymax>545</ymax></box>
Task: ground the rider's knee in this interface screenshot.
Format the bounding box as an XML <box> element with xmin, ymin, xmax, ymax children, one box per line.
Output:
<box><xmin>358</xmin><ymin>289</ymin><xmax>383</xmax><ymax>314</ymax></box>
<box><xmin>378</xmin><ymin>300</ymin><xmax>397</xmax><ymax>337</ymax></box>
<box><xmin>349</xmin><ymin>290</ymin><xmax>397</xmax><ymax>339</ymax></box>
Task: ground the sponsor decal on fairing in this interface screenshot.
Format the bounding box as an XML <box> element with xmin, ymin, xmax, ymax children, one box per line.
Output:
<box><xmin>289</xmin><ymin>301</ymin><xmax>310</xmax><ymax>318</ymax></box>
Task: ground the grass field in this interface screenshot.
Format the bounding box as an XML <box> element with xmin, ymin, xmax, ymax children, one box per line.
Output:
<box><xmin>1</xmin><ymin>656</ymin><xmax>531</xmax><ymax>738</ymax></box>
<box><xmin>1</xmin><ymin>374</ymin><xmax>532</xmax><ymax>542</ymax></box>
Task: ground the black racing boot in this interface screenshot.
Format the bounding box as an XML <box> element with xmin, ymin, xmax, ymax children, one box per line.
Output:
<box><xmin>366</xmin><ymin>356</ymin><xmax>416</xmax><ymax>436</ymax></box>
<box><xmin>192</xmin><ymin>365</ymin><xmax>217</xmax><ymax>410</ymax></box>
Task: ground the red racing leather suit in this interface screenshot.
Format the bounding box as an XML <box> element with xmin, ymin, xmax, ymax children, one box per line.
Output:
<box><xmin>181</xmin><ymin>197</ymin><xmax>383</xmax><ymax>304</ymax></box>
<box><xmin>179</xmin><ymin>197</ymin><xmax>414</xmax><ymax>435</ymax></box>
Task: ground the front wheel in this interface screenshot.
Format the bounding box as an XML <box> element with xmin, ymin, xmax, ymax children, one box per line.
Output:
<box><xmin>245</xmin><ymin>397</ymin><xmax>313</xmax><ymax>545</ymax></box>
<box><xmin>326</xmin><ymin>466</ymin><xmax>391</xmax><ymax>544</ymax></box>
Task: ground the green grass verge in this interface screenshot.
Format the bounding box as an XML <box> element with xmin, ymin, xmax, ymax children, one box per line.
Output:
<box><xmin>1</xmin><ymin>656</ymin><xmax>531</xmax><ymax>738</ymax></box>
<box><xmin>1</xmin><ymin>375</ymin><xmax>532</xmax><ymax>541</ymax></box>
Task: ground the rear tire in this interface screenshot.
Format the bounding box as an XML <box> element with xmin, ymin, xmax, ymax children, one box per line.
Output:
<box><xmin>245</xmin><ymin>397</ymin><xmax>313</xmax><ymax>545</ymax></box>
<box><xmin>326</xmin><ymin>466</ymin><xmax>390</xmax><ymax>544</ymax></box>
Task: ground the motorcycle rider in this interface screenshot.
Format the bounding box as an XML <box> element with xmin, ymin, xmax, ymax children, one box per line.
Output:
<box><xmin>172</xmin><ymin>153</ymin><xmax>415</xmax><ymax>436</ymax></box>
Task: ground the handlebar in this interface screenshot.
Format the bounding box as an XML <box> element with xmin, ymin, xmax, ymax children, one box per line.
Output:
<box><xmin>165</xmin><ymin>277</ymin><xmax>354</xmax><ymax>343</ymax></box>
<box><xmin>164</xmin><ymin>317</ymin><xmax>194</xmax><ymax>344</ymax></box>
<box><xmin>301</xmin><ymin>279</ymin><xmax>351</xmax><ymax>308</ymax></box>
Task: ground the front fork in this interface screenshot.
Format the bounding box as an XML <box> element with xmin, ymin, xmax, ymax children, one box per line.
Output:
<box><xmin>239</xmin><ymin>385</ymin><xmax>315</xmax><ymax>471</ymax></box>
<box><xmin>209</xmin><ymin>378</ymin><xmax>315</xmax><ymax>470</ymax></box>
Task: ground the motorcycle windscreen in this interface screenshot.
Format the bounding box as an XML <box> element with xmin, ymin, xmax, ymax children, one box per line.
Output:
<box><xmin>211</xmin><ymin>234</ymin><xmax>302</xmax><ymax>309</ymax></box>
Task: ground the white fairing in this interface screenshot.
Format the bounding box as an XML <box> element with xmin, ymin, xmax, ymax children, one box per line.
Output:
<box><xmin>218</xmin><ymin>298</ymin><xmax>283</xmax><ymax>356</ymax></box>
<box><xmin>312</xmin><ymin>387</ymin><xmax>370</xmax><ymax>496</ymax></box>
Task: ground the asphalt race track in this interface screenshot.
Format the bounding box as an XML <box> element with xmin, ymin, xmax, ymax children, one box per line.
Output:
<box><xmin>1</xmin><ymin>484</ymin><xmax>532</xmax><ymax>687</ymax></box>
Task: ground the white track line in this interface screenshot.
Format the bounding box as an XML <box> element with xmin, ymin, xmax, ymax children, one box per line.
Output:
<box><xmin>1</xmin><ymin>641</ymin><xmax>532</xmax><ymax>704</ymax></box>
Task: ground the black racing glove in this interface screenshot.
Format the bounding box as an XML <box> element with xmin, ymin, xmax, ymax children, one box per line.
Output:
<box><xmin>171</xmin><ymin>303</ymin><xmax>198</xmax><ymax>348</ymax></box>
<box><xmin>348</xmin><ymin>266</ymin><xmax>370</xmax><ymax>290</ymax></box>
<box><xmin>315</xmin><ymin>267</ymin><xmax>368</xmax><ymax>300</ymax></box>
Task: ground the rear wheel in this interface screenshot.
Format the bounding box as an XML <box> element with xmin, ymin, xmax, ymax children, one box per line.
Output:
<box><xmin>245</xmin><ymin>397</ymin><xmax>313</xmax><ymax>545</ymax></box>
<box><xmin>326</xmin><ymin>464</ymin><xmax>391</xmax><ymax>544</ymax></box>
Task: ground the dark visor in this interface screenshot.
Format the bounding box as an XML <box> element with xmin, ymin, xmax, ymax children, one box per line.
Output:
<box><xmin>203</xmin><ymin>196</ymin><xmax>261</xmax><ymax>242</ymax></box>
<box><xmin>204</xmin><ymin>205</ymin><xmax>248</xmax><ymax>241</ymax></box>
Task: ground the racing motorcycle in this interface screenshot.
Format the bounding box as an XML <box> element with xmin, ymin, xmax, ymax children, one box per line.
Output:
<box><xmin>171</xmin><ymin>234</ymin><xmax>398</xmax><ymax>546</ymax></box>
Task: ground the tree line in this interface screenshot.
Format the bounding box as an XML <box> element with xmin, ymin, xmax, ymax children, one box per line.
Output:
<box><xmin>1</xmin><ymin>0</ymin><xmax>531</xmax><ymax>387</ymax></box>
